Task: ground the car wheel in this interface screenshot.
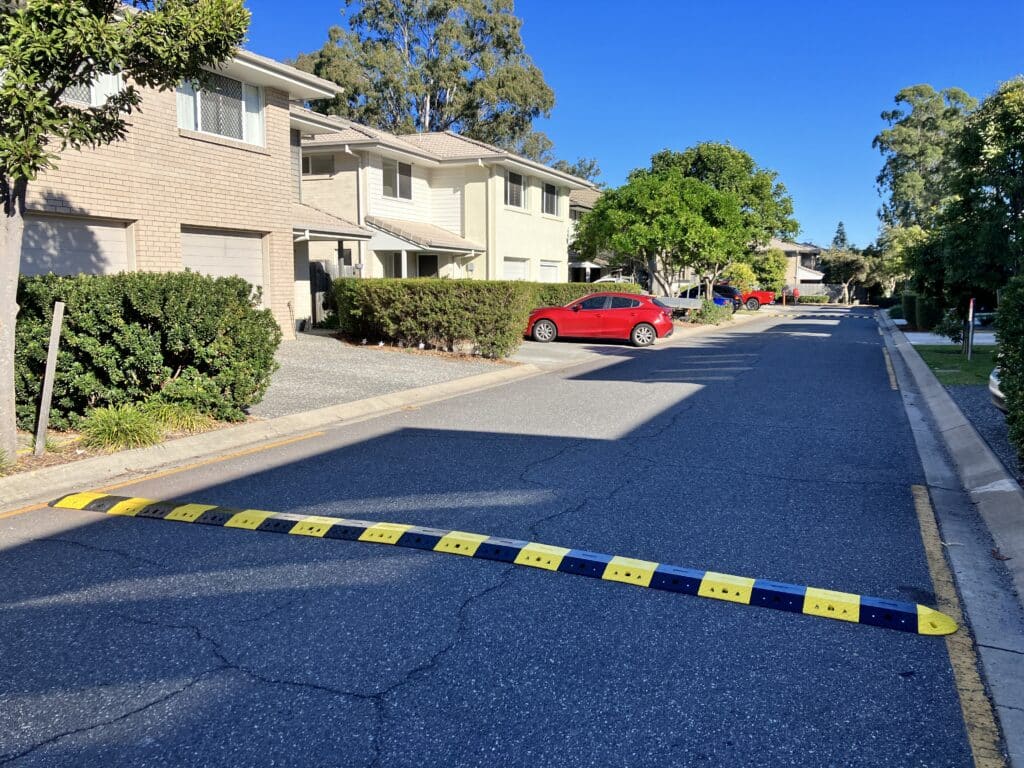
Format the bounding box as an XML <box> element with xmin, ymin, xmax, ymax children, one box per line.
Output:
<box><xmin>631</xmin><ymin>323</ymin><xmax>656</xmax><ymax>347</ymax></box>
<box><xmin>532</xmin><ymin>319</ymin><xmax>557</xmax><ymax>343</ymax></box>
<box><xmin>746</xmin><ymin>298</ymin><xmax>760</xmax><ymax>311</ymax></box>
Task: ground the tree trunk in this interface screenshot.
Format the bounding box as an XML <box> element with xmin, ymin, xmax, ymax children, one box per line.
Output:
<box><xmin>0</xmin><ymin>176</ymin><xmax>26</xmax><ymax>465</ymax></box>
<box><xmin>648</xmin><ymin>252</ymin><xmax>672</xmax><ymax>296</ymax></box>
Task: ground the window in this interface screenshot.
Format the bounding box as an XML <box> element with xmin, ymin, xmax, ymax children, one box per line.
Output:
<box><xmin>610</xmin><ymin>297</ymin><xmax>641</xmax><ymax>309</ymax></box>
<box><xmin>302</xmin><ymin>155</ymin><xmax>335</xmax><ymax>175</ymax></box>
<box><xmin>570</xmin><ymin>208</ymin><xmax>584</xmax><ymax>222</ymax></box>
<box><xmin>504</xmin><ymin>171</ymin><xmax>524</xmax><ymax>208</ymax></box>
<box><xmin>62</xmin><ymin>73</ymin><xmax>121</xmax><ymax>107</ymax></box>
<box><xmin>543</xmin><ymin>183</ymin><xmax>559</xmax><ymax>216</ymax></box>
<box><xmin>382</xmin><ymin>158</ymin><xmax>412</xmax><ymax>199</ymax></box>
<box><xmin>579</xmin><ymin>296</ymin><xmax>608</xmax><ymax>310</ymax></box>
<box><xmin>177</xmin><ymin>73</ymin><xmax>264</xmax><ymax>146</ymax></box>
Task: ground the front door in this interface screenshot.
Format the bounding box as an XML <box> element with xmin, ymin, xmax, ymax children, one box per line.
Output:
<box><xmin>564</xmin><ymin>295</ymin><xmax>609</xmax><ymax>336</ymax></box>
<box><xmin>418</xmin><ymin>254</ymin><xmax>439</xmax><ymax>278</ymax></box>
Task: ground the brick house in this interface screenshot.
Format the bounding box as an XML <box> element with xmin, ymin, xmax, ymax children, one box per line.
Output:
<box><xmin>23</xmin><ymin>50</ymin><xmax>369</xmax><ymax>338</ymax></box>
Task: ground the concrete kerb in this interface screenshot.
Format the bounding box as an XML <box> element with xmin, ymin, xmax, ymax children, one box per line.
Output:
<box><xmin>882</xmin><ymin>312</ymin><xmax>1024</xmax><ymax>598</ymax></box>
<box><xmin>880</xmin><ymin>311</ymin><xmax>1024</xmax><ymax>767</ymax></box>
<box><xmin>0</xmin><ymin>310</ymin><xmax>774</xmax><ymax>513</ymax></box>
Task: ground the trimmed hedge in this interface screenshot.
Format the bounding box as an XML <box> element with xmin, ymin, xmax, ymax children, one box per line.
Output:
<box><xmin>915</xmin><ymin>297</ymin><xmax>944</xmax><ymax>331</ymax></box>
<box><xmin>15</xmin><ymin>272</ymin><xmax>281</xmax><ymax>430</ymax></box>
<box><xmin>902</xmin><ymin>293</ymin><xmax>918</xmax><ymax>325</ymax></box>
<box><xmin>333</xmin><ymin>278</ymin><xmax>537</xmax><ymax>357</ymax></box>
<box><xmin>996</xmin><ymin>276</ymin><xmax>1024</xmax><ymax>466</ymax></box>
<box><xmin>797</xmin><ymin>295</ymin><xmax>829</xmax><ymax>304</ymax></box>
<box><xmin>532</xmin><ymin>282</ymin><xmax>643</xmax><ymax>307</ymax></box>
<box><xmin>332</xmin><ymin>278</ymin><xmax>645</xmax><ymax>358</ymax></box>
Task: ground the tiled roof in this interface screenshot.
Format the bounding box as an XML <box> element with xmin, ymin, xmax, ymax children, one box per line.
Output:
<box><xmin>569</xmin><ymin>187</ymin><xmax>602</xmax><ymax>209</ymax></box>
<box><xmin>303</xmin><ymin>120</ymin><xmax>595</xmax><ymax>187</ymax></box>
<box><xmin>292</xmin><ymin>203</ymin><xmax>372</xmax><ymax>239</ymax></box>
<box><xmin>365</xmin><ymin>216</ymin><xmax>484</xmax><ymax>252</ymax></box>
<box><xmin>768</xmin><ymin>238</ymin><xmax>821</xmax><ymax>254</ymax></box>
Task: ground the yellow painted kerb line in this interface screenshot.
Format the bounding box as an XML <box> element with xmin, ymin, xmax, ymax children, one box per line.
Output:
<box><xmin>883</xmin><ymin>348</ymin><xmax>898</xmax><ymax>390</ymax></box>
<box><xmin>0</xmin><ymin>431</ymin><xmax>325</xmax><ymax>520</ymax></box>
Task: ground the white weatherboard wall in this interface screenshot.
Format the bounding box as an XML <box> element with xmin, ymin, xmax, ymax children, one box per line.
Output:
<box><xmin>430</xmin><ymin>166</ymin><xmax>464</xmax><ymax>234</ymax></box>
<box><xmin>366</xmin><ymin>154</ymin><xmax>431</xmax><ymax>223</ymax></box>
<box><xmin>22</xmin><ymin>214</ymin><xmax>131</xmax><ymax>276</ymax></box>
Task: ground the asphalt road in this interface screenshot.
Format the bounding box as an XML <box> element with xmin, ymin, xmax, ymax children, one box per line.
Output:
<box><xmin>0</xmin><ymin>307</ymin><xmax>972</xmax><ymax>767</ymax></box>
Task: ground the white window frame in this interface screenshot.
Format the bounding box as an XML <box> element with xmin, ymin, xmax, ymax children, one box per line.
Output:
<box><xmin>543</xmin><ymin>183</ymin><xmax>559</xmax><ymax>216</ymax></box>
<box><xmin>382</xmin><ymin>158</ymin><xmax>413</xmax><ymax>200</ymax></box>
<box><xmin>302</xmin><ymin>154</ymin><xmax>335</xmax><ymax>176</ymax></box>
<box><xmin>62</xmin><ymin>73</ymin><xmax>122</xmax><ymax>108</ymax></box>
<box><xmin>176</xmin><ymin>75</ymin><xmax>265</xmax><ymax>147</ymax></box>
<box><xmin>505</xmin><ymin>171</ymin><xmax>525</xmax><ymax>208</ymax></box>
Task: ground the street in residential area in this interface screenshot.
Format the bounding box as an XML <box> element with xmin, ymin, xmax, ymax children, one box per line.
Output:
<box><xmin>0</xmin><ymin>309</ymin><xmax>991</xmax><ymax>766</ymax></box>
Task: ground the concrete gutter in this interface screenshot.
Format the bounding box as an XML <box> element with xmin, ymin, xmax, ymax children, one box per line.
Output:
<box><xmin>880</xmin><ymin>311</ymin><xmax>1024</xmax><ymax>766</ymax></box>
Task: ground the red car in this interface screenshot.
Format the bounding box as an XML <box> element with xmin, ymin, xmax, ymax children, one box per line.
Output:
<box><xmin>740</xmin><ymin>289</ymin><xmax>776</xmax><ymax>310</ymax></box>
<box><xmin>526</xmin><ymin>292</ymin><xmax>674</xmax><ymax>347</ymax></box>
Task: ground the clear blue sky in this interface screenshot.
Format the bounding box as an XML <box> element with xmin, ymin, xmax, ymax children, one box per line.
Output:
<box><xmin>245</xmin><ymin>0</ymin><xmax>1023</xmax><ymax>248</ymax></box>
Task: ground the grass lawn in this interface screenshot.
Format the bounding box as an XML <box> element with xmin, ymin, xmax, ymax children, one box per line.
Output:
<box><xmin>916</xmin><ymin>345</ymin><xmax>998</xmax><ymax>386</ymax></box>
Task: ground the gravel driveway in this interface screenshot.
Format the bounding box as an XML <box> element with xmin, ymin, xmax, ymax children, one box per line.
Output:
<box><xmin>250</xmin><ymin>332</ymin><xmax>501</xmax><ymax>419</ymax></box>
<box><xmin>946</xmin><ymin>384</ymin><xmax>1022</xmax><ymax>484</ymax></box>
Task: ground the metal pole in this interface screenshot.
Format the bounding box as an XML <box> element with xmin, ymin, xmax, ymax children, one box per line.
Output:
<box><xmin>966</xmin><ymin>297</ymin><xmax>975</xmax><ymax>361</ymax></box>
<box><xmin>34</xmin><ymin>301</ymin><xmax>65</xmax><ymax>456</ymax></box>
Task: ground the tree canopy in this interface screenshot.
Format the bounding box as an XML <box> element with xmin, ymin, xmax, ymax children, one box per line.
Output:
<box><xmin>552</xmin><ymin>157</ymin><xmax>602</xmax><ymax>185</ymax></box>
<box><xmin>294</xmin><ymin>0</ymin><xmax>555</xmax><ymax>157</ymax></box>
<box><xmin>872</xmin><ymin>84</ymin><xmax>977</xmax><ymax>230</ymax></box>
<box><xmin>575</xmin><ymin>144</ymin><xmax>795</xmax><ymax>295</ymax></box>
<box><xmin>0</xmin><ymin>0</ymin><xmax>250</xmax><ymax>463</ymax></box>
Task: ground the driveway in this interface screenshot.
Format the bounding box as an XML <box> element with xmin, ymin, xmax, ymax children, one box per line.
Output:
<box><xmin>251</xmin><ymin>332</ymin><xmax>500</xmax><ymax>418</ymax></box>
<box><xmin>0</xmin><ymin>308</ymin><xmax>979</xmax><ymax>767</ymax></box>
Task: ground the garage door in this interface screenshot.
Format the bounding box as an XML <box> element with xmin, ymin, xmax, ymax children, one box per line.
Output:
<box><xmin>181</xmin><ymin>228</ymin><xmax>264</xmax><ymax>292</ymax></box>
<box><xmin>503</xmin><ymin>258</ymin><xmax>528</xmax><ymax>281</ymax></box>
<box><xmin>539</xmin><ymin>260</ymin><xmax>561</xmax><ymax>283</ymax></box>
<box><xmin>21</xmin><ymin>214</ymin><xmax>130</xmax><ymax>276</ymax></box>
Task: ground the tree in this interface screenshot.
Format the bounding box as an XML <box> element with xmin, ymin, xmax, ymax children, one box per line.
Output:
<box><xmin>831</xmin><ymin>221</ymin><xmax>849</xmax><ymax>250</ymax></box>
<box><xmin>0</xmin><ymin>0</ymin><xmax>250</xmax><ymax>463</ymax></box>
<box><xmin>821</xmin><ymin>249</ymin><xmax>868</xmax><ymax>304</ymax></box>
<box><xmin>552</xmin><ymin>157</ymin><xmax>602</xmax><ymax>185</ymax></box>
<box><xmin>720</xmin><ymin>262</ymin><xmax>757</xmax><ymax>292</ymax></box>
<box><xmin>873</xmin><ymin>84</ymin><xmax>977</xmax><ymax>230</ymax></box>
<box><xmin>649</xmin><ymin>143</ymin><xmax>798</xmax><ymax>249</ymax></box>
<box><xmin>295</xmin><ymin>0</ymin><xmax>555</xmax><ymax>152</ymax></box>
<box><xmin>938</xmin><ymin>77</ymin><xmax>1024</xmax><ymax>296</ymax></box>
<box><xmin>751</xmin><ymin>248</ymin><xmax>787</xmax><ymax>293</ymax></box>
<box><xmin>574</xmin><ymin>164</ymin><xmax>747</xmax><ymax>296</ymax></box>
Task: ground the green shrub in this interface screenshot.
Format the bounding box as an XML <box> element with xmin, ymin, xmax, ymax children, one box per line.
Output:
<box><xmin>80</xmin><ymin>404</ymin><xmax>162</xmax><ymax>451</ymax></box>
<box><xmin>140</xmin><ymin>400</ymin><xmax>216</xmax><ymax>433</ymax></box>
<box><xmin>915</xmin><ymin>297</ymin><xmax>944</xmax><ymax>331</ymax></box>
<box><xmin>888</xmin><ymin>305</ymin><xmax>905</xmax><ymax>319</ymax></box>
<box><xmin>934</xmin><ymin>309</ymin><xmax>966</xmax><ymax>344</ymax></box>
<box><xmin>333</xmin><ymin>278</ymin><xmax>537</xmax><ymax>357</ymax></box>
<box><xmin>902</xmin><ymin>293</ymin><xmax>918</xmax><ymax>326</ymax></box>
<box><xmin>15</xmin><ymin>272</ymin><xmax>281</xmax><ymax>430</ymax></box>
<box><xmin>689</xmin><ymin>299</ymin><xmax>733</xmax><ymax>325</ymax></box>
<box><xmin>996</xmin><ymin>277</ymin><xmax>1024</xmax><ymax>466</ymax></box>
<box><xmin>532</xmin><ymin>281</ymin><xmax>642</xmax><ymax>307</ymax></box>
<box><xmin>797</xmin><ymin>295</ymin><xmax>829</xmax><ymax>304</ymax></box>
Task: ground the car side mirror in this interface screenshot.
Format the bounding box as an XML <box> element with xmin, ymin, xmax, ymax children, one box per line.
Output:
<box><xmin>573</xmin><ymin>305</ymin><xmax>582</xmax><ymax>312</ymax></box>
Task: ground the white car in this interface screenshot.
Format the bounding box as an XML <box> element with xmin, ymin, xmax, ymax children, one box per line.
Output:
<box><xmin>990</xmin><ymin>368</ymin><xmax>1006</xmax><ymax>413</ymax></box>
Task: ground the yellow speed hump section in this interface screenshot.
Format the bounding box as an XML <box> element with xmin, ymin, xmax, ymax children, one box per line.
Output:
<box><xmin>50</xmin><ymin>492</ymin><xmax>959</xmax><ymax>637</ymax></box>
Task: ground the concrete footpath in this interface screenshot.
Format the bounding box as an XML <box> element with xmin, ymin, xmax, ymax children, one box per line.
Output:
<box><xmin>0</xmin><ymin>311</ymin><xmax>766</xmax><ymax>513</ymax></box>
<box><xmin>880</xmin><ymin>311</ymin><xmax>1024</xmax><ymax>766</ymax></box>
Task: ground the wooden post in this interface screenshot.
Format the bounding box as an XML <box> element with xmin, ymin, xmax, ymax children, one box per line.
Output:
<box><xmin>34</xmin><ymin>301</ymin><xmax>64</xmax><ymax>456</ymax></box>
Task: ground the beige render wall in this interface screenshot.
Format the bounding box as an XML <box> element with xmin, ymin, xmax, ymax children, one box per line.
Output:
<box><xmin>300</xmin><ymin>152</ymin><xmax>360</xmax><ymax>222</ymax></box>
<box><xmin>28</xmin><ymin>84</ymin><xmax>297</xmax><ymax>336</ymax></box>
<box><xmin>490</xmin><ymin>174</ymin><xmax>570</xmax><ymax>282</ymax></box>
